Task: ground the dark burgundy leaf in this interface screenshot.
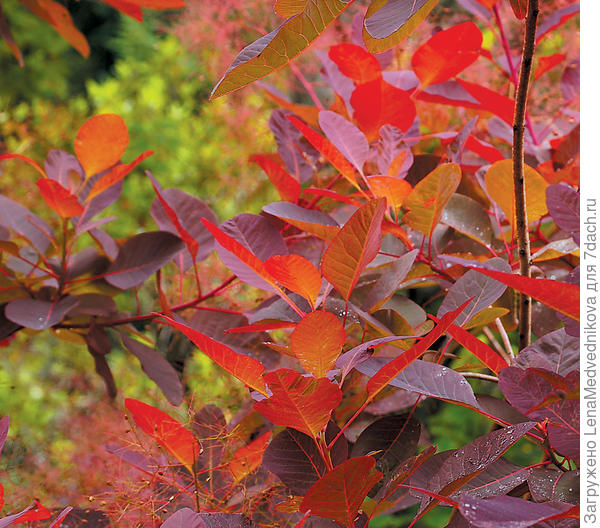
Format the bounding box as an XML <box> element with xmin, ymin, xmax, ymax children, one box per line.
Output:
<box><xmin>193</xmin><ymin>405</ymin><xmax>226</xmax><ymax>472</ymax></box>
<box><xmin>351</xmin><ymin>413</ymin><xmax>420</xmax><ymax>492</ymax></box>
<box><xmin>548</xmin><ymin>402</ymin><xmax>579</xmax><ymax>460</ymax></box>
<box><xmin>475</xmin><ymin>395</ymin><xmax>529</xmax><ymax>425</ymax></box>
<box><xmin>514</xmin><ymin>328</ymin><xmax>579</xmax><ymax>376</ymax></box>
<box><xmin>365</xmin><ymin>388</ymin><xmax>420</xmax><ymax>415</ymax></box>
<box><xmin>0</xmin><ymin>305</ymin><xmax>21</xmax><ymax>342</ymax></box>
<box><xmin>458</xmin><ymin>458</ymin><xmax>532</xmax><ymax>499</ymax></box>
<box><xmin>0</xmin><ymin>195</ymin><xmax>54</xmax><ymax>253</ymax></box>
<box><xmin>151</xmin><ymin>187</ymin><xmax>218</xmax><ymax>269</ymax></box>
<box><xmin>77</xmin><ymin>177</ymin><xmax>124</xmax><ymax>227</ymax></box>
<box><xmin>198</xmin><ymin>512</ymin><xmax>254</xmax><ymax>527</ymax></box>
<box><xmin>458</xmin><ymin>495</ymin><xmax>576</xmax><ymax>528</ymax></box>
<box><xmin>528</xmin><ymin>469</ymin><xmax>579</xmax><ymax>504</ymax></box>
<box><xmin>361</xmin><ymin>250</ymin><xmax>418</xmax><ymax>311</ymax></box>
<box><xmin>0</xmin><ymin>415</ymin><xmax>8</xmax><ymax>455</ymax></box>
<box><xmin>357</xmin><ymin>358</ymin><xmax>480</xmax><ymax>409</ymax></box>
<box><xmin>546</xmin><ymin>185</ymin><xmax>579</xmax><ymax>245</ymax></box>
<box><xmin>441</xmin><ymin>194</ymin><xmax>494</xmax><ymax>246</ymax></box>
<box><xmin>68</xmin><ymin>294</ymin><xmax>117</xmax><ymax>318</ymax></box>
<box><xmin>438</xmin><ymin>257</ymin><xmax>511</xmax><ymax>326</ymax></box>
<box><xmin>269</xmin><ymin>109</ymin><xmax>314</xmax><ymax>183</ymax></box>
<box><xmin>89</xmin><ymin>227</ymin><xmax>119</xmax><ymax>259</ymax></box>
<box><xmin>122</xmin><ymin>335</ymin><xmax>183</xmax><ymax>406</ymax></box>
<box><xmin>44</xmin><ymin>149</ymin><xmax>83</xmax><ymax>190</ymax></box>
<box><xmin>410</xmin><ymin>422</ymin><xmax>537</xmax><ymax>510</ymax></box>
<box><xmin>405</xmin><ymin>154</ymin><xmax>442</xmax><ymax>186</ymax></box>
<box><xmin>86</xmin><ymin>323</ymin><xmax>111</xmax><ymax>356</ymax></box>
<box><xmin>263</xmin><ymin>422</ymin><xmax>348</xmax><ymax>495</ymax></box>
<box><xmin>364</xmin><ymin>0</ymin><xmax>432</xmax><ymax>39</ymax></box>
<box><xmin>105</xmin><ymin>231</ymin><xmax>184</xmax><ymax>289</ymax></box>
<box><xmin>89</xmin><ymin>346</ymin><xmax>117</xmax><ymax>398</ymax></box>
<box><xmin>5</xmin><ymin>296</ymin><xmax>79</xmax><ymax>330</ymax></box>
<box><xmin>220</xmin><ymin>214</ymin><xmax>288</xmax><ymax>261</ymax></box>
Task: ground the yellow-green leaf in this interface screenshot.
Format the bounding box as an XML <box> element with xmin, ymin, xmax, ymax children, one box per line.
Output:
<box><xmin>274</xmin><ymin>0</ymin><xmax>307</xmax><ymax>17</ymax></box>
<box><xmin>403</xmin><ymin>163</ymin><xmax>461</xmax><ymax>237</ymax></box>
<box><xmin>211</xmin><ymin>0</ymin><xmax>351</xmax><ymax>99</ymax></box>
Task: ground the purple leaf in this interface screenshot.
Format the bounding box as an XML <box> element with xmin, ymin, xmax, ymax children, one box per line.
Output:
<box><xmin>351</xmin><ymin>413</ymin><xmax>420</xmax><ymax>491</ymax></box>
<box><xmin>263</xmin><ymin>201</ymin><xmax>339</xmax><ymax>234</ymax></box>
<box><xmin>89</xmin><ymin>227</ymin><xmax>119</xmax><ymax>259</ymax></box>
<box><xmin>361</xmin><ymin>250</ymin><xmax>419</xmax><ymax>311</ymax></box>
<box><xmin>263</xmin><ymin>422</ymin><xmax>348</xmax><ymax>495</ymax></box>
<box><xmin>357</xmin><ymin>358</ymin><xmax>480</xmax><ymax>409</ymax></box>
<box><xmin>448</xmin><ymin>117</ymin><xmax>478</xmax><ymax>164</ymax></box>
<box><xmin>122</xmin><ymin>335</ymin><xmax>184</xmax><ymax>406</ymax></box>
<box><xmin>410</xmin><ymin>422</ymin><xmax>537</xmax><ymax>511</ymax></box>
<box><xmin>47</xmin><ymin>507</ymin><xmax>73</xmax><ymax>528</ymax></box>
<box><xmin>475</xmin><ymin>395</ymin><xmax>529</xmax><ymax>425</ymax></box>
<box><xmin>438</xmin><ymin>257</ymin><xmax>511</xmax><ymax>326</ymax></box>
<box><xmin>86</xmin><ymin>325</ymin><xmax>117</xmax><ymax>398</ymax></box>
<box><xmin>160</xmin><ymin>508</ymin><xmax>206</xmax><ymax>528</ymax></box>
<box><xmin>0</xmin><ymin>415</ymin><xmax>8</xmax><ymax>456</ymax></box>
<box><xmin>68</xmin><ymin>293</ymin><xmax>117</xmax><ymax>318</ymax></box>
<box><xmin>150</xmin><ymin>187</ymin><xmax>218</xmax><ymax>269</ymax></box>
<box><xmin>44</xmin><ymin>149</ymin><xmax>83</xmax><ymax>190</ymax></box>
<box><xmin>561</xmin><ymin>60</ymin><xmax>579</xmax><ymax>101</ymax></box>
<box><xmin>364</xmin><ymin>0</ymin><xmax>433</xmax><ymax>39</ymax></box>
<box><xmin>5</xmin><ymin>296</ymin><xmax>79</xmax><ymax>330</ymax></box>
<box><xmin>376</xmin><ymin>125</ymin><xmax>414</xmax><ymax>177</ymax></box>
<box><xmin>365</xmin><ymin>388</ymin><xmax>420</xmax><ymax>415</ymax></box>
<box><xmin>382</xmin><ymin>71</ymin><xmax>420</xmax><ymax>92</ymax></box>
<box><xmin>441</xmin><ymin>194</ymin><xmax>494</xmax><ymax>246</ymax></box>
<box><xmin>316</xmin><ymin>50</ymin><xmax>355</xmax><ymax>116</ymax></box>
<box><xmin>105</xmin><ymin>231</ymin><xmax>184</xmax><ymax>289</ymax></box>
<box><xmin>546</xmin><ymin>185</ymin><xmax>579</xmax><ymax>245</ymax></box>
<box><xmin>319</xmin><ymin>110</ymin><xmax>369</xmax><ymax>174</ymax></box>
<box><xmin>193</xmin><ymin>405</ymin><xmax>226</xmax><ymax>473</ymax></box>
<box><xmin>458</xmin><ymin>495</ymin><xmax>576</xmax><ymax>528</ymax></box>
<box><xmin>458</xmin><ymin>458</ymin><xmax>532</xmax><ymax>499</ymax></box>
<box><xmin>106</xmin><ymin>444</ymin><xmax>158</xmax><ymax>475</ymax></box>
<box><xmin>536</xmin><ymin>4</ymin><xmax>579</xmax><ymax>42</ymax></box>
<box><xmin>514</xmin><ymin>328</ymin><xmax>579</xmax><ymax>375</ymax></box>
<box><xmin>419</xmin><ymin>80</ymin><xmax>479</xmax><ymax>105</ymax></box>
<box><xmin>77</xmin><ymin>175</ymin><xmax>123</xmax><ymax>226</ymax></box>
<box><xmin>0</xmin><ymin>196</ymin><xmax>54</xmax><ymax>253</ymax></box>
<box><xmin>0</xmin><ymin>503</ymin><xmax>36</xmax><ymax>528</ymax></box>
<box><xmin>269</xmin><ymin>109</ymin><xmax>314</xmax><ymax>183</ymax></box>
<box><xmin>220</xmin><ymin>214</ymin><xmax>287</xmax><ymax>261</ymax></box>
<box><xmin>528</xmin><ymin>468</ymin><xmax>579</xmax><ymax>504</ymax></box>
<box><xmin>336</xmin><ymin>336</ymin><xmax>411</xmax><ymax>380</ymax></box>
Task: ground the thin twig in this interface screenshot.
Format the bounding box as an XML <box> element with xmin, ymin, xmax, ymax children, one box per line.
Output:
<box><xmin>495</xmin><ymin>317</ymin><xmax>515</xmax><ymax>360</ymax></box>
<box><xmin>512</xmin><ymin>0</ymin><xmax>539</xmax><ymax>350</ymax></box>
<box><xmin>461</xmin><ymin>372</ymin><xmax>499</xmax><ymax>382</ymax></box>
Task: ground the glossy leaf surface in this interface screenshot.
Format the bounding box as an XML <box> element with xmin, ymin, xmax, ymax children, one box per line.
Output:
<box><xmin>322</xmin><ymin>198</ymin><xmax>386</xmax><ymax>300</ymax></box>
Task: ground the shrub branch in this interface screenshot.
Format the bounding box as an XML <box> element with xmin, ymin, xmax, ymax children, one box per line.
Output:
<box><xmin>513</xmin><ymin>0</ymin><xmax>539</xmax><ymax>351</ymax></box>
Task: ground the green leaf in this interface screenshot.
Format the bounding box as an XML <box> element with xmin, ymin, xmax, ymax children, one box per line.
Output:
<box><xmin>211</xmin><ymin>0</ymin><xmax>352</xmax><ymax>99</ymax></box>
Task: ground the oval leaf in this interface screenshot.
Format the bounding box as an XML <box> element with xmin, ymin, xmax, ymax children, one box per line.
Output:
<box><xmin>322</xmin><ymin>198</ymin><xmax>386</xmax><ymax>300</ymax></box>
<box><xmin>5</xmin><ymin>296</ymin><xmax>78</xmax><ymax>330</ymax></box>
<box><xmin>291</xmin><ymin>311</ymin><xmax>345</xmax><ymax>377</ymax></box>
<box><xmin>124</xmin><ymin>398</ymin><xmax>200</xmax><ymax>472</ymax></box>
<box><xmin>264</xmin><ymin>254</ymin><xmax>322</xmax><ymax>309</ymax></box>
<box><xmin>36</xmin><ymin>178</ymin><xmax>83</xmax><ymax>218</ymax></box>
<box><xmin>319</xmin><ymin>110</ymin><xmax>369</xmax><ymax>174</ymax></box>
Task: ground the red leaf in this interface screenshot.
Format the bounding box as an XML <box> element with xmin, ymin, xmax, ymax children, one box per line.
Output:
<box><xmin>287</xmin><ymin>115</ymin><xmax>359</xmax><ymax>188</ymax></box>
<box><xmin>12</xmin><ymin>499</ymin><xmax>51</xmax><ymax>524</ymax></box>
<box><xmin>147</xmin><ymin>172</ymin><xmax>199</xmax><ymax>260</ymax></box>
<box><xmin>74</xmin><ymin>114</ymin><xmax>129</xmax><ymax>176</ymax></box>
<box><xmin>291</xmin><ymin>311</ymin><xmax>346</xmax><ymax>377</ymax></box>
<box><xmin>534</xmin><ymin>53</ymin><xmax>566</xmax><ymax>81</ymax></box>
<box><xmin>86</xmin><ymin>150</ymin><xmax>153</xmax><ymax>201</ymax></box>
<box><xmin>439</xmin><ymin>320</ymin><xmax>509</xmax><ymax>374</ymax></box>
<box><xmin>299</xmin><ymin>456</ymin><xmax>382</xmax><ymax>525</ymax></box>
<box><xmin>36</xmin><ymin>178</ymin><xmax>83</xmax><ymax>218</ymax></box>
<box><xmin>351</xmin><ymin>79</ymin><xmax>416</xmax><ymax>140</ymax></box>
<box><xmin>101</xmin><ymin>0</ymin><xmax>143</xmax><ymax>21</ymax></box>
<box><xmin>156</xmin><ymin>314</ymin><xmax>269</xmax><ymax>396</ymax></box>
<box><xmin>411</xmin><ymin>22</ymin><xmax>482</xmax><ymax>87</ymax></box>
<box><xmin>322</xmin><ymin>198</ymin><xmax>386</xmax><ymax>300</ymax></box>
<box><xmin>465</xmin><ymin>136</ymin><xmax>504</xmax><ymax>163</ymax></box>
<box><xmin>457</xmin><ymin>80</ymin><xmax>515</xmax><ymax>124</ymax></box>
<box><xmin>254</xmin><ymin>368</ymin><xmax>342</xmax><ymax>439</ymax></box>
<box><xmin>48</xmin><ymin>507</ymin><xmax>73</xmax><ymax>528</ymax></box>
<box><xmin>0</xmin><ymin>153</ymin><xmax>46</xmax><ymax>178</ymax></box>
<box><xmin>367</xmin><ymin>300</ymin><xmax>469</xmax><ymax>399</ymax></box>
<box><xmin>225</xmin><ymin>321</ymin><xmax>297</xmax><ymax>334</ymax></box>
<box><xmin>249</xmin><ymin>154</ymin><xmax>301</xmax><ymax>203</ymax></box>
<box><xmin>469</xmin><ymin>267</ymin><xmax>579</xmax><ymax>322</ymax></box>
<box><xmin>264</xmin><ymin>254</ymin><xmax>322</xmax><ymax>309</ymax></box>
<box><xmin>228</xmin><ymin>431</ymin><xmax>272</xmax><ymax>483</ymax></box>
<box><xmin>328</xmin><ymin>43</ymin><xmax>382</xmax><ymax>85</ymax></box>
<box><xmin>124</xmin><ymin>399</ymin><xmax>199</xmax><ymax>472</ymax></box>
<box><xmin>508</xmin><ymin>0</ymin><xmax>527</xmax><ymax>19</ymax></box>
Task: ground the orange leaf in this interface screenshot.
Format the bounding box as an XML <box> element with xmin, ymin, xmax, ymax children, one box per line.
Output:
<box><xmin>291</xmin><ymin>311</ymin><xmax>345</xmax><ymax>377</ymax></box>
<box><xmin>403</xmin><ymin>163</ymin><xmax>461</xmax><ymax>237</ymax></box>
<box><xmin>124</xmin><ymin>398</ymin><xmax>200</xmax><ymax>472</ymax></box>
<box><xmin>249</xmin><ymin>154</ymin><xmax>301</xmax><ymax>203</ymax></box>
<box><xmin>156</xmin><ymin>314</ymin><xmax>269</xmax><ymax>395</ymax></box>
<box><xmin>411</xmin><ymin>22</ymin><xmax>482</xmax><ymax>87</ymax></box>
<box><xmin>469</xmin><ymin>267</ymin><xmax>579</xmax><ymax>322</ymax></box>
<box><xmin>368</xmin><ymin>176</ymin><xmax>412</xmax><ymax>211</ymax></box>
<box><xmin>86</xmin><ymin>150</ymin><xmax>153</xmax><ymax>201</ymax></box>
<box><xmin>264</xmin><ymin>254</ymin><xmax>322</xmax><ymax>309</ymax></box>
<box><xmin>75</xmin><ymin>114</ymin><xmax>129</xmax><ymax>177</ymax></box>
<box><xmin>36</xmin><ymin>178</ymin><xmax>84</xmax><ymax>218</ymax></box>
<box><xmin>367</xmin><ymin>300</ymin><xmax>469</xmax><ymax>399</ymax></box>
<box><xmin>328</xmin><ymin>43</ymin><xmax>381</xmax><ymax>85</ymax></box>
<box><xmin>20</xmin><ymin>0</ymin><xmax>89</xmax><ymax>57</ymax></box>
<box><xmin>287</xmin><ymin>115</ymin><xmax>359</xmax><ymax>189</ymax></box>
<box><xmin>228</xmin><ymin>431</ymin><xmax>272</xmax><ymax>483</ymax></box>
<box><xmin>322</xmin><ymin>198</ymin><xmax>386</xmax><ymax>300</ymax></box>
<box><xmin>254</xmin><ymin>368</ymin><xmax>342</xmax><ymax>439</ymax></box>
<box><xmin>299</xmin><ymin>456</ymin><xmax>382</xmax><ymax>525</ymax></box>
